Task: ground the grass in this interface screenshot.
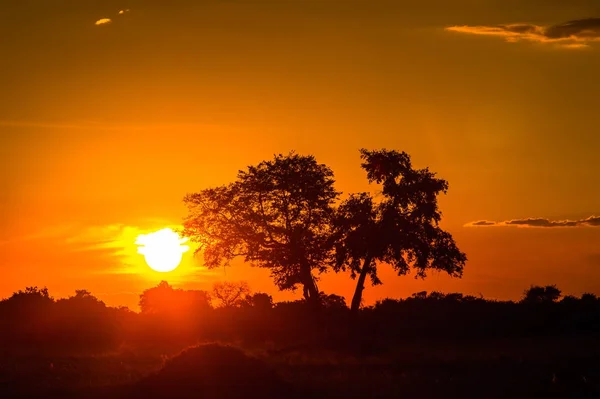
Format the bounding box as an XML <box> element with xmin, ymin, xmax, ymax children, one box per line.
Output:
<box><xmin>1</xmin><ymin>335</ymin><xmax>600</xmax><ymax>398</ymax></box>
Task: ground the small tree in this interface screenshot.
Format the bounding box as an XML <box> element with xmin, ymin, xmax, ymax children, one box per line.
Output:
<box><xmin>5</xmin><ymin>286</ymin><xmax>54</xmax><ymax>312</ymax></box>
<box><xmin>522</xmin><ymin>285</ymin><xmax>562</xmax><ymax>304</ymax></box>
<box><xmin>334</xmin><ymin>149</ymin><xmax>467</xmax><ymax>314</ymax></box>
<box><xmin>139</xmin><ymin>281</ymin><xmax>212</xmax><ymax>314</ymax></box>
<box><xmin>182</xmin><ymin>152</ymin><xmax>340</xmax><ymax>308</ymax></box>
<box><xmin>243</xmin><ymin>292</ymin><xmax>274</xmax><ymax>310</ymax></box>
<box><xmin>212</xmin><ymin>281</ymin><xmax>251</xmax><ymax>308</ymax></box>
<box><xmin>581</xmin><ymin>293</ymin><xmax>598</xmax><ymax>303</ymax></box>
<box><xmin>320</xmin><ymin>292</ymin><xmax>348</xmax><ymax>310</ymax></box>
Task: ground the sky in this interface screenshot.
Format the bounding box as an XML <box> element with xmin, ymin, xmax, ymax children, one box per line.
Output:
<box><xmin>1</xmin><ymin>0</ymin><xmax>599</xmax><ymax>310</ymax></box>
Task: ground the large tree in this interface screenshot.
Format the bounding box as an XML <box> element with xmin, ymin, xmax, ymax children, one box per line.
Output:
<box><xmin>334</xmin><ymin>149</ymin><xmax>467</xmax><ymax>314</ymax></box>
<box><xmin>181</xmin><ymin>152</ymin><xmax>340</xmax><ymax>307</ymax></box>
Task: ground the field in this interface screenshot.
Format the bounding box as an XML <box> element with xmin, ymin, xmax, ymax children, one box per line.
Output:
<box><xmin>2</xmin><ymin>334</ymin><xmax>599</xmax><ymax>398</ymax></box>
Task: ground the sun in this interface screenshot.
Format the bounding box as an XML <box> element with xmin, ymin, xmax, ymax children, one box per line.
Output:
<box><xmin>135</xmin><ymin>228</ymin><xmax>190</xmax><ymax>272</ymax></box>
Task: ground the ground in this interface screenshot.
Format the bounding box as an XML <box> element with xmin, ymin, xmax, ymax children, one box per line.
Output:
<box><xmin>1</xmin><ymin>334</ymin><xmax>599</xmax><ymax>398</ymax></box>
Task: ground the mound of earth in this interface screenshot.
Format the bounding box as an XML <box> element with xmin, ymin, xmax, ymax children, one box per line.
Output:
<box><xmin>133</xmin><ymin>343</ymin><xmax>295</xmax><ymax>399</ymax></box>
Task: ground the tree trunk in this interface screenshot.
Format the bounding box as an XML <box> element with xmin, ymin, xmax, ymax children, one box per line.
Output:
<box><xmin>300</xmin><ymin>265</ymin><xmax>325</xmax><ymax>340</ymax></box>
<box><xmin>300</xmin><ymin>265</ymin><xmax>321</xmax><ymax>306</ymax></box>
<box><xmin>350</xmin><ymin>256</ymin><xmax>372</xmax><ymax>314</ymax></box>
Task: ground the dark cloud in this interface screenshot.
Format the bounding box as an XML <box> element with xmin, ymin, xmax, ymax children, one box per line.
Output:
<box><xmin>446</xmin><ymin>18</ymin><xmax>600</xmax><ymax>49</ymax></box>
<box><xmin>465</xmin><ymin>215</ymin><xmax>600</xmax><ymax>228</ymax></box>
<box><xmin>469</xmin><ymin>220</ymin><xmax>497</xmax><ymax>226</ymax></box>
<box><xmin>544</xmin><ymin>18</ymin><xmax>600</xmax><ymax>39</ymax></box>
<box><xmin>582</xmin><ymin>216</ymin><xmax>600</xmax><ymax>226</ymax></box>
<box><xmin>505</xmin><ymin>218</ymin><xmax>579</xmax><ymax>227</ymax></box>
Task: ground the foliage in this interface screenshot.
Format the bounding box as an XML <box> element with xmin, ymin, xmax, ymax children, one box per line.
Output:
<box><xmin>333</xmin><ymin>149</ymin><xmax>467</xmax><ymax>312</ymax></box>
<box><xmin>1</xmin><ymin>283</ymin><xmax>600</xmax><ymax>358</ymax></box>
<box><xmin>212</xmin><ymin>281</ymin><xmax>251</xmax><ymax>308</ymax></box>
<box><xmin>522</xmin><ymin>285</ymin><xmax>562</xmax><ymax>304</ymax></box>
<box><xmin>182</xmin><ymin>152</ymin><xmax>340</xmax><ymax>305</ymax></box>
<box><xmin>243</xmin><ymin>292</ymin><xmax>274</xmax><ymax>310</ymax></box>
<box><xmin>2</xmin><ymin>283</ymin><xmax>600</xmax><ymax>398</ymax></box>
<box><xmin>139</xmin><ymin>281</ymin><xmax>212</xmax><ymax>315</ymax></box>
<box><xmin>319</xmin><ymin>292</ymin><xmax>348</xmax><ymax>310</ymax></box>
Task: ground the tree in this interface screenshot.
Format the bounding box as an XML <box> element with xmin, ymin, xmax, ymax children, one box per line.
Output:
<box><xmin>581</xmin><ymin>292</ymin><xmax>598</xmax><ymax>303</ymax></box>
<box><xmin>139</xmin><ymin>281</ymin><xmax>212</xmax><ymax>315</ymax></box>
<box><xmin>54</xmin><ymin>290</ymin><xmax>120</xmax><ymax>351</ymax></box>
<box><xmin>522</xmin><ymin>285</ymin><xmax>562</xmax><ymax>304</ymax></box>
<box><xmin>320</xmin><ymin>292</ymin><xmax>348</xmax><ymax>310</ymax></box>
<box><xmin>12</xmin><ymin>286</ymin><xmax>52</xmax><ymax>299</ymax></box>
<box><xmin>4</xmin><ymin>286</ymin><xmax>54</xmax><ymax>314</ymax></box>
<box><xmin>333</xmin><ymin>149</ymin><xmax>467</xmax><ymax>314</ymax></box>
<box><xmin>410</xmin><ymin>291</ymin><xmax>429</xmax><ymax>300</ymax></box>
<box><xmin>243</xmin><ymin>292</ymin><xmax>274</xmax><ymax>310</ymax></box>
<box><xmin>182</xmin><ymin>152</ymin><xmax>340</xmax><ymax>308</ymax></box>
<box><xmin>212</xmin><ymin>281</ymin><xmax>251</xmax><ymax>308</ymax></box>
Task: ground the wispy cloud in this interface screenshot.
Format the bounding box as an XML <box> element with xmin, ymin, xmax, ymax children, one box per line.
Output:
<box><xmin>465</xmin><ymin>216</ymin><xmax>600</xmax><ymax>228</ymax></box>
<box><xmin>446</xmin><ymin>18</ymin><xmax>600</xmax><ymax>49</ymax></box>
<box><xmin>95</xmin><ymin>18</ymin><xmax>112</xmax><ymax>26</ymax></box>
<box><xmin>118</xmin><ymin>9</ymin><xmax>130</xmax><ymax>15</ymax></box>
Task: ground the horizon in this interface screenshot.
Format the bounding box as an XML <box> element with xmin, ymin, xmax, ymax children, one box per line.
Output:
<box><xmin>0</xmin><ymin>279</ymin><xmax>589</xmax><ymax>314</ymax></box>
<box><xmin>2</xmin><ymin>0</ymin><xmax>600</xmax><ymax>311</ymax></box>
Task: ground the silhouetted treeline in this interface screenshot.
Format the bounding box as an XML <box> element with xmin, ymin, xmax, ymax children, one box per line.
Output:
<box><xmin>1</xmin><ymin>283</ymin><xmax>599</xmax><ymax>355</ymax></box>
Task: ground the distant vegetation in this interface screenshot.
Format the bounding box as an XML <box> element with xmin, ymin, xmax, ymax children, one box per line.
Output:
<box><xmin>1</xmin><ymin>282</ymin><xmax>599</xmax><ymax>356</ymax></box>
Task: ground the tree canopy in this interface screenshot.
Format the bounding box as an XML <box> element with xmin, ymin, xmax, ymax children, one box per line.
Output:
<box><xmin>522</xmin><ymin>285</ymin><xmax>562</xmax><ymax>304</ymax></box>
<box><xmin>212</xmin><ymin>281</ymin><xmax>251</xmax><ymax>308</ymax></box>
<box><xmin>182</xmin><ymin>152</ymin><xmax>340</xmax><ymax>306</ymax></box>
<box><xmin>139</xmin><ymin>281</ymin><xmax>212</xmax><ymax>315</ymax></box>
<box><xmin>182</xmin><ymin>149</ymin><xmax>467</xmax><ymax>313</ymax></box>
<box><xmin>333</xmin><ymin>149</ymin><xmax>467</xmax><ymax>312</ymax></box>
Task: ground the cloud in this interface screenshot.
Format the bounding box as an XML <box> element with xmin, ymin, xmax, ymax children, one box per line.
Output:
<box><xmin>505</xmin><ymin>218</ymin><xmax>580</xmax><ymax>228</ymax></box>
<box><xmin>469</xmin><ymin>220</ymin><xmax>497</xmax><ymax>226</ymax></box>
<box><xmin>95</xmin><ymin>18</ymin><xmax>112</xmax><ymax>26</ymax></box>
<box><xmin>582</xmin><ymin>216</ymin><xmax>600</xmax><ymax>226</ymax></box>
<box><xmin>465</xmin><ymin>215</ymin><xmax>600</xmax><ymax>228</ymax></box>
<box><xmin>446</xmin><ymin>18</ymin><xmax>600</xmax><ymax>49</ymax></box>
<box><xmin>118</xmin><ymin>9</ymin><xmax>130</xmax><ymax>15</ymax></box>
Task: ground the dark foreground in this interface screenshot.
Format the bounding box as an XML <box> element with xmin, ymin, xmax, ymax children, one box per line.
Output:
<box><xmin>2</xmin><ymin>334</ymin><xmax>599</xmax><ymax>399</ymax></box>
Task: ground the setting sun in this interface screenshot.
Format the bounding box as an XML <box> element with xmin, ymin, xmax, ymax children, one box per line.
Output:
<box><xmin>135</xmin><ymin>228</ymin><xmax>190</xmax><ymax>272</ymax></box>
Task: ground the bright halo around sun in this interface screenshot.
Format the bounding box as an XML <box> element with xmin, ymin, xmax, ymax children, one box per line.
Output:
<box><xmin>135</xmin><ymin>228</ymin><xmax>190</xmax><ymax>272</ymax></box>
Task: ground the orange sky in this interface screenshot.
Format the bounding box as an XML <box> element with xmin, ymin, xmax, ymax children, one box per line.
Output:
<box><xmin>1</xmin><ymin>1</ymin><xmax>599</xmax><ymax>310</ymax></box>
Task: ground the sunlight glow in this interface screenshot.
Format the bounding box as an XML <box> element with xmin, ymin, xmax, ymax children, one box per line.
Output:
<box><xmin>135</xmin><ymin>228</ymin><xmax>189</xmax><ymax>273</ymax></box>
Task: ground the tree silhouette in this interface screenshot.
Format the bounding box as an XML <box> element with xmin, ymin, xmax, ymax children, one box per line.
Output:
<box><xmin>182</xmin><ymin>152</ymin><xmax>340</xmax><ymax>308</ymax></box>
<box><xmin>581</xmin><ymin>292</ymin><xmax>598</xmax><ymax>303</ymax></box>
<box><xmin>522</xmin><ymin>285</ymin><xmax>562</xmax><ymax>304</ymax></box>
<box><xmin>319</xmin><ymin>292</ymin><xmax>348</xmax><ymax>310</ymax></box>
<box><xmin>54</xmin><ymin>290</ymin><xmax>120</xmax><ymax>351</ymax></box>
<box><xmin>212</xmin><ymin>281</ymin><xmax>251</xmax><ymax>308</ymax></box>
<box><xmin>243</xmin><ymin>292</ymin><xmax>274</xmax><ymax>310</ymax></box>
<box><xmin>139</xmin><ymin>281</ymin><xmax>212</xmax><ymax>315</ymax></box>
<box><xmin>12</xmin><ymin>286</ymin><xmax>52</xmax><ymax>300</ymax></box>
<box><xmin>333</xmin><ymin>149</ymin><xmax>467</xmax><ymax>314</ymax></box>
